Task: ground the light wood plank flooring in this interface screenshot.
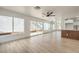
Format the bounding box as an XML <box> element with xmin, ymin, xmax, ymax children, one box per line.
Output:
<box><xmin>0</xmin><ymin>31</ymin><xmax>79</xmax><ymax>53</ymax></box>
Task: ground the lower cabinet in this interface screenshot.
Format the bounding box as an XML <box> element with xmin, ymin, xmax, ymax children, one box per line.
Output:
<box><xmin>61</xmin><ymin>30</ymin><xmax>79</xmax><ymax>40</ymax></box>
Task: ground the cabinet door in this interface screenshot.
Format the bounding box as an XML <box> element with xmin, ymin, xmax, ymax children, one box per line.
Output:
<box><xmin>68</xmin><ymin>31</ymin><xmax>79</xmax><ymax>40</ymax></box>
<box><xmin>74</xmin><ymin>31</ymin><xmax>79</xmax><ymax>40</ymax></box>
<box><xmin>69</xmin><ymin>31</ymin><xmax>73</xmax><ymax>39</ymax></box>
<box><xmin>62</xmin><ymin>30</ymin><xmax>69</xmax><ymax>38</ymax></box>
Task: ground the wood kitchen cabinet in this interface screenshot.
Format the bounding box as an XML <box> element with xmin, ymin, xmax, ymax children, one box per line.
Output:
<box><xmin>61</xmin><ymin>30</ymin><xmax>79</xmax><ymax>40</ymax></box>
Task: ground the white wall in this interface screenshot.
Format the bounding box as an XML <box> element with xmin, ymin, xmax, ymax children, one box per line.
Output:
<box><xmin>0</xmin><ymin>6</ymin><xmax>31</xmax><ymax>15</ymax></box>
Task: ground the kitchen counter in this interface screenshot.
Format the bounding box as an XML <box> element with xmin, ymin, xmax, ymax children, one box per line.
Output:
<box><xmin>61</xmin><ymin>30</ymin><xmax>79</xmax><ymax>40</ymax></box>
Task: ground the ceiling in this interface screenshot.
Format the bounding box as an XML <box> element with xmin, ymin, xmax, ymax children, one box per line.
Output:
<box><xmin>1</xmin><ymin>6</ymin><xmax>79</xmax><ymax>20</ymax></box>
<box><xmin>41</xmin><ymin>6</ymin><xmax>79</xmax><ymax>16</ymax></box>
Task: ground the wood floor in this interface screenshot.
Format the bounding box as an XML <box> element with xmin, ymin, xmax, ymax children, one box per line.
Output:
<box><xmin>0</xmin><ymin>31</ymin><xmax>79</xmax><ymax>53</ymax></box>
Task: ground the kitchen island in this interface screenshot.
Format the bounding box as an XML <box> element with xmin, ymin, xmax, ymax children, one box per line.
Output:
<box><xmin>62</xmin><ymin>30</ymin><xmax>79</xmax><ymax>40</ymax></box>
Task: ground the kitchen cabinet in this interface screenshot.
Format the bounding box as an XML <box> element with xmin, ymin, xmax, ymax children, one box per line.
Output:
<box><xmin>62</xmin><ymin>30</ymin><xmax>79</xmax><ymax>40</ymax></box>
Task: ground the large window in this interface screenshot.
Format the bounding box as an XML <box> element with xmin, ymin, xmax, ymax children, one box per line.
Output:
<box><xmin>57</xmin><ymin>20</ymin><xmax>61</xmax><ymax>30</ymax></box>
<box><xmin>30</xmin><ymin>21</ymin><xmax>43</xmax><ymax>32</ymax></box>
<box><xmin>30</xmin><ymin>21</ymin><xmax>36</xmax><ymax>32</ymax></box>
<box><xmin>44</xmin><ymin>23</ymin><xmax>50</xmax><ymax>31</ymax></box>
<box><xmin>14</xmin><ymin>17</ymin><xmax>24</xmax><ymax>32</ymax></box>
<box><xmin>30</xmin><ymin>21</ymin><xmax>51</xmax><ymax>35</ymax></box>
<box><xmin>0</xmin><ymin>16</ymin><xmax>24</xmax><ymax>34</ymax></box>
<box><xmin>0</xmin><ymin>16</ymin><xmax>12</xmax><ymax>32</ymax></box>
<box><xmin>35</xmin><ymin>22</ymin><xmax>43</xmax><ymax>31</ymax></box>
<box><xmin>50</xmin><ymin>18</ymin><xmax>61</xmax><ymax>30</ymax></box>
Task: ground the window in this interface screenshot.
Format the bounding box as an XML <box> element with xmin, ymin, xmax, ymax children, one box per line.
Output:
<box><xmin>0</xmin><ymin>16</ymin><xmax>12</xmax><ymax>32</ymax></box>
<box><xmin>30</xmin><ymin>21</ymin><xmax>43</xmax><ymax>32</ymax></box>
<box><xmin>30</xmin><ymin>21</ymin><xmax>36</xmax><ymax>32</ymax></box>
<box><xmin>30</xmin><ymin>21</ymin><xmax>44</xmax><ymax>36</ymax></box>
<box><xmin>35</xmin><ymin>22</ymin><xmax>43</xmax><ymax>31</ymax></box>
<box><xmin>52</xmin><ymin>18</ymin><xmax>56</xmax><ymax>30</ymax></box>
<box><xmin>57</xmin><ymin>20</ymin><xmax>61</xmax><ymax>30</ymax></box>
<box><xmin>0</xmin><ymin>16</ymin><xmax>24</xmax><ymax>34</ymax></box>
<box><xmin>30</xmin><ymin>21</ymin><xmax>51</xmax><ymax>32</ymax></box>
<box><xmin>14</xmin><ymin>17</ymin><xmax>24</xmax><ymax>32</ymax></box>
<box><xmin>44</xmin><ymin>23</ymin><xmax>50</xmax><ymax>31</ymax></box>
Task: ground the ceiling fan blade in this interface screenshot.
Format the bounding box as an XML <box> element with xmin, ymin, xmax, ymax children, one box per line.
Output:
<box><xmin>51</xmin><ymin>15</ymin><xmax>55</xmax><ymax>16</ymax></box>
<box><xmin>47</xmin><ymin>12</ymin><xmax>50</xmax><ymax>15</ymax></box>
<box><xmin>47</xmin><ymin>15</ymin><xmax>55</xmax><ymax>17</ymax></box>
<box><xmin>50</xmin><ymin>11</ymin><xmax>53</xmax><ymax>14</ymax></box>
<box><xmin>47</xmin><ymin>11</ymin><xmax>53</xmax><ymax>16</ymax></box>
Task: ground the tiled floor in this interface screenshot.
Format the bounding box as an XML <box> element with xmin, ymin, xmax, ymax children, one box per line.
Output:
<box><xmin>0</xmin><ymin>31</ymin><xmax>79</xmax><ymax>53</ymax></box>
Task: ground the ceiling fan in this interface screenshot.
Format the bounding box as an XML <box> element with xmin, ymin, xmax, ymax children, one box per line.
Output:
<box><xmin>42</xmin><ymin>10</ymin><xmax>55</xmax><ymax>17</ymax></box>
<box><xmin>34</xmin><ymin>6</ymin><xmax>55</xmax><ymax>17</ymax></box>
